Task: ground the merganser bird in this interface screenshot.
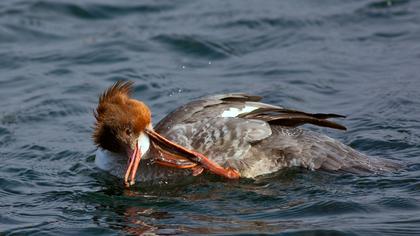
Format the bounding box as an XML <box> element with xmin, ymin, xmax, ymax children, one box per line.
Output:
<box><xmin>93</xmin><ymin>81</ymin><xmax>400</xmax><ymax>186</ymax></box>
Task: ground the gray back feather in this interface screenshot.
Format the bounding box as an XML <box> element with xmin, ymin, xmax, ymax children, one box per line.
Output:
<box><xmin>154</xmin><ymin>93</ymin><xmax>401</xmax><ymax>177</ymax></box>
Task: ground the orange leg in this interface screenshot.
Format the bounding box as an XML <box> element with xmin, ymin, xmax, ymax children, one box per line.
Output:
<box><xmin>146</xmin><ymin>129</ymin><xmax>240</xmax><ymax>179</ymax></box>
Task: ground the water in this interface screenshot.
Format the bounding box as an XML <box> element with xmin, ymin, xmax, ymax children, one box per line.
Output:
<box><xmin>1</xmin><ymin>0</ymin><xmax>420</xmax><ymax>235</ymax></box>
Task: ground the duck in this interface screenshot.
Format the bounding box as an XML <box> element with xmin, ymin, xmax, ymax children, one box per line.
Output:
<box><xmin>93</xmin><ymin>81</ymin><xmax>400</xmax><ymax>186</ymax></box>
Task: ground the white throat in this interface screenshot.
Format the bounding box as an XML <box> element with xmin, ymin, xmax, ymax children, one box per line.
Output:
<box><xmin>137</xmin><ymin>132</ymin><xmax>150</xmax><ymax>157</ymax></box>
<box><xmin>94</xmin><ymin>132</ymin><xmax>151</xmax><ymax>173</ymax></box>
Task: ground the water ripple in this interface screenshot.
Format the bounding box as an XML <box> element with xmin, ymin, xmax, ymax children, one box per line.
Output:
<box><xmin>153</xmin><ymin>34</ymin><xmax>236</xmax><ymax>59</ymax></box>
<box><xmin>30</xmin><ymin>1</ymin><xmax>174</xmax><ymax>20</ymax></box>
<box><xmin>1</xmin><ymin>0</ymin><xmax>420</xmax><ymax>235</ymax></box>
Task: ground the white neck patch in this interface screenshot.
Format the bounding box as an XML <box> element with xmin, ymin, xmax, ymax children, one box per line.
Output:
<box><xmin>137</xmin><ymin>132</ymin><xmax>150</xmax><ymax>156</ymax></box>
<box><xmin>221</xmin><ymin>106</ymin><xmax>258</xmax><ymax>118</ymax></box>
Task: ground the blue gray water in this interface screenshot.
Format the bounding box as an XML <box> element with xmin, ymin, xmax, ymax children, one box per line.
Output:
<box><xmin>1</xmin><ymin>0</ymin><xmax>420</xmax><ymax>235</ymax></box>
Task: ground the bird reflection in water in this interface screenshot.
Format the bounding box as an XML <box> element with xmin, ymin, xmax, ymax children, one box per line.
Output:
<box><xmin>101</xmin><ymin>186</ymin><xmax>308</xmax><ymax>235</ymax></box>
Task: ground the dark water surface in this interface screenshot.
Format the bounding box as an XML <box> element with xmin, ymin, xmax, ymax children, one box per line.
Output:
<box><xmin>1</xmin><ymin>0</ymin><xmax>420</xmax><ymax>235</ymax></box>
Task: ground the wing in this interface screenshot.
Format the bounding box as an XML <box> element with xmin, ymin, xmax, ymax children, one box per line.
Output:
<box><xmin>239</xmin><ymin>107</ymin><xmax>346</xmax><ymax>130</ymax></box>
<box><xmin>155</xmin><ymin>93</ymin><xmax>347</xmax><ymax>133</ymax></box>
<box><xmin>162</xmin><ymin>117</ymin><xmax>272</xmax><ymax>163</ymax></box>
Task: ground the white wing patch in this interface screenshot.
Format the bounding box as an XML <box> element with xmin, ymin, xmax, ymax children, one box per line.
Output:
<box><xmin>221</xmin><ymin>106</ymin><xmax>258</xmax><ymax>118</ymax></box>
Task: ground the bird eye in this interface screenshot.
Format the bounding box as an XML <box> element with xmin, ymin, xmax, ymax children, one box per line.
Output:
<box><xmin>125</xmin><ymin>128</ymin><xmax>132</xmax><ymax>136</ymax></box>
